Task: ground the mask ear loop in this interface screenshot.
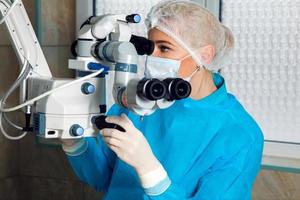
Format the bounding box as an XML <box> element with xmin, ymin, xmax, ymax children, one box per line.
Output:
<box><xmin>196</xmin><ymin>65</ymin><xmax>202</xmax><ymax>70</ymax></box>
<box><xmin>189</xmin><ymin>65</ymin><xmax>202</xmax><ymax>77</ymax></box>
<box><xmin>179</xmin><ymin>54</ymin><xmax>192</xmax><ymax>62</ymax></box>
<box><xmin>199</xmin><ymin>65</ymin><xmax>207</xmax><ymax>70</ymax></box>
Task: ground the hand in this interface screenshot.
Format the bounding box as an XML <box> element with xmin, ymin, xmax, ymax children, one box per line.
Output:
<box><xmin>101</xmin><ymin>114</ymin><xmax>161</xmax><ymax>175</ymax></box>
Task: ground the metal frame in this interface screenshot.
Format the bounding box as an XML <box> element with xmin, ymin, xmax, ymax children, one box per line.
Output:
<box><xmin>261</xmin><ymin>141</ymin><xmax>300</xmax><ymax>173</ymax></box>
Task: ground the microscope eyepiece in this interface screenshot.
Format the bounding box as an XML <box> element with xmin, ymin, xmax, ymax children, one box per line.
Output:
<box><xmin>163</xmin><ymin>78</ymin><xmax>192</xmax><ymax>101</ymax></box>
<box><xmin>137</xmin><ymin>78</ymin><xmax>167</xmax><ymax>101</ymax></box>
<box><xmin>130</xmin><ymin>35</ymin><xmax>155</xmax><ymax>55</ymax></box>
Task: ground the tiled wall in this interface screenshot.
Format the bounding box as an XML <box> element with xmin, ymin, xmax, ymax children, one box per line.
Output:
<box><xmin>0</xmin><ymin>0</ymin><xmax>300</xmax><ymax>200</ymax></box>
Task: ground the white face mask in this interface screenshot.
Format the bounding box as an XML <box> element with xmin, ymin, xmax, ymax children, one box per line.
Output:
<box><xmin>144</xmin><ymin>55</ymin><xmax>202</xmax><ymax>82</ymax></box>
<box><xmin>144</xmin><ymin>55</ymin><xmax>190</xmax><ymax>79</ymax></box>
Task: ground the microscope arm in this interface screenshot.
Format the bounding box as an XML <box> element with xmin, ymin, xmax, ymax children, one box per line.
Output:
<box><xmin>0</xmin><ymin>0</ymin><xmax>52</xmax><ymax>103</ymax></box>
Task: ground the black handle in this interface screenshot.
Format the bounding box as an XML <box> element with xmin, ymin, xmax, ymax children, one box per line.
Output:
<box><xmin>92</xmin><ymin>115</ymin><xmax>126</xmax><ymax>132</ymax></box>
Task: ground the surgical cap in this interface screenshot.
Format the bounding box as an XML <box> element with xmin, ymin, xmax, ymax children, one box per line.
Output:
<box><xmin>145</xmin><ymin>0</ymin><xmax>234</xmax><ymax>71</ymax></box>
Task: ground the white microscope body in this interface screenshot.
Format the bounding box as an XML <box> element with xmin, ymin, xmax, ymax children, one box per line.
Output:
<box><xmin>28</xmin><ymin>14</ymin><xmax>156</xmax><ymax>139</ymax></box>
<box><xmin>28</xmin><ymin>14</ymin><xmax>143</xmax><ymax>139</ymax></box>
<box><xmin>0</xmin><ymin>0</ymin><xmax>191</xmax><ymax>140</ymax></box>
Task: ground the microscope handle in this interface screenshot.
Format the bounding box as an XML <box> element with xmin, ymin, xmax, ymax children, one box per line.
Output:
<box><xmin>92</xmin><ymin>115</ymin><xmax>126</xmax><ymax>132</ymax></box>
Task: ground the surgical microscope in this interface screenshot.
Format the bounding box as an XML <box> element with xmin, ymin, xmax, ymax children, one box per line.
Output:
<box><xmin>0</xmin><ymin>0</ymin><xmax>191</xmax><ymax>140</ymax></box>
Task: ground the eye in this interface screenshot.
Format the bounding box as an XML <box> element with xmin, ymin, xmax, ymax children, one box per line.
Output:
<box><xmin>158</xmin><ymin>45</ymin><xmax>172</xmax><ymax>53</ymax></box>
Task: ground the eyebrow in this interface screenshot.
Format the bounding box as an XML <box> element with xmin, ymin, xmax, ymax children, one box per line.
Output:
<box><xmin>154</xmin><ymin>40</ymin><xmax>177</xmax><ymax>47</ymax></box>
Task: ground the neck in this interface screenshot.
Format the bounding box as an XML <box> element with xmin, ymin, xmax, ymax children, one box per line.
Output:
<box><xmin>189</xmin><ymin>69</ymin><xmax>217</xmax><ymax>100</ymax></box>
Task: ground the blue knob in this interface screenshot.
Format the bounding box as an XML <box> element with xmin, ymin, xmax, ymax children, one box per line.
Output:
<box><xmin>81</xmin><ymin>82</ymin><xmax>95</xmax><ymax>95</ymax></box>
<box><xmin>126</xmin><ymin>14</ymin><xmax>141</xmax><ymax>23</ymax></box>
<box><xmin>70</xmin><ymin>124</ymin><xmax>84</xmax><ymax>136</ymax></box>
<box><xmin>133</xmin><ymin>14</ymin><xmax>141</xmax><ymax>23</ymax></box>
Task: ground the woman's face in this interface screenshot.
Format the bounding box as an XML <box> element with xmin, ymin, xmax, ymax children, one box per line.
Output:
<box><xmin>148</xmin><ymin>28</ymin><xmax>198</xmax><ymax>78</ymax></box>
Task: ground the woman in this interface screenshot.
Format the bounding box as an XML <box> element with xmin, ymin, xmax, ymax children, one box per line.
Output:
<box><xmin>63</xmin><ymin>1</ymin><xmax>264</xmax><ymax>199</ymax></box>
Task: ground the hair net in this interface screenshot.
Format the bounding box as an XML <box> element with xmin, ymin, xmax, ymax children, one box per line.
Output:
<box><xmin>145</xmin><ymin>0</ymin><xmax>235</xmax><ymax>71</ymax></box>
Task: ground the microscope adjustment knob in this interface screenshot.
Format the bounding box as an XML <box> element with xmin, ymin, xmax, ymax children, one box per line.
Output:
<box><xmin>81</xmin><ymin>82</ymin><xmax>96</xmax><ymax>95</ymax></box>
<box><xmin>70</xmin><ymin>124</ymin><xmax>84</xmax><ymax>136</ymax></box>
<box><xmin>126</xmin><ymin>14</ymin><xmax>141</xmax><ymax>23</ymax></box>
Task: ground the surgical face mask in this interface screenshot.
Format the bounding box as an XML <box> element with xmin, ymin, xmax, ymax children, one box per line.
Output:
<box><xmin>144</xmin><ymin>55</ymin><xmax>190</xmax><ymax>79</ymax></box>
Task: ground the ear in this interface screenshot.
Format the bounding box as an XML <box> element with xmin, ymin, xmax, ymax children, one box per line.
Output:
<box><xmin>198</xmin><ymin>45</ymin><xmax>216</xmax><ymax>65</ymax></box>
